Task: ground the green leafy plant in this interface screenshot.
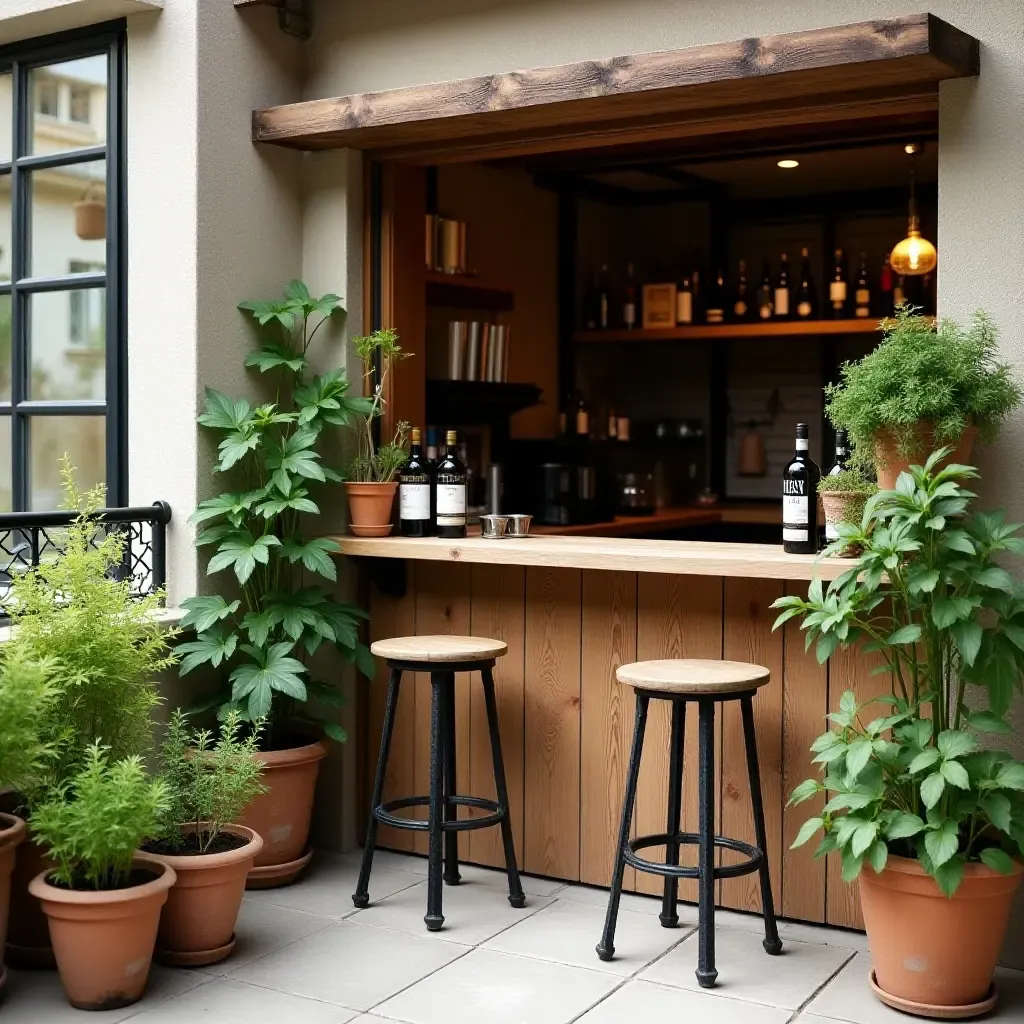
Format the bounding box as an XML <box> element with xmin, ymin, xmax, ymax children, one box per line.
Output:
<box><xmin>180</xmin><ymin>281</ymin><xmax>375</xmax><ymax>749</ymax></box>
<box><xmin>30</xmin><ymin>742</ymin><xmax>169</xmax><ymax>891</ymax></box>
<box><xmin>347</xmin><ymin>329</ymin><xmax>410</xmax><ymax>484</ymax></box>
<box><xmin>819</xmin><ymin>469</ymin><xmax>877</xmax><ymax>497</ymax></box>
<box><xmin>0</xmin><ymin>650</ymin><xmax>58</xmax><ymax>797</ymax></box>
<box><xmin>154</xmin><ymin>709</ymin><xmax>266</xmax><ymax>854</ymax></box>
<box><xmin>774</xmin><ymin>451</ymin><xmax>1024</xmax><ymax>896</ymax></box>
<box><xmin>825</xmin><ymin>307</ymin><xmax>1021</xmax><ymax>466</ymax></box>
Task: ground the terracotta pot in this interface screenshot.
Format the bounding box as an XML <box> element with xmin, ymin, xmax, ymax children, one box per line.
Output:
<box><xmin>240</xmin><ymin>738</ymin><xmax>329</xmax><ymax>888</ymax></box>
<box><xmin>0</xmin><ymin>813</ymin><xmax>26</xmax><ymax>991</ymax></box>
<box><xmin>820</xmin><ymin>490</ymin><xmax>870</xmax><ymax>558</ymax></box>
<box><xmin>29</xmin><ymin>854</ymin><xmax>176</xmax><ymax>1011</ymax></box>
<box><xmin>345</xmin><ymin>481</ymin><xmax>398</xmax><ymax>537</ymax></box>
<box><xmin>859</xmin><ymin>854</ymin><xmax>1024</xmax><ymax>1015</ymax></box>
<box><xmin>147</xmin><ymin>824</ymin><xmax>263</xmax><ymax>966</ymax></box>
<box><xmin>873</xmin><ymin>423</ymin><xmax>978</xmax><ymax>491</ymax></box>
<box><xmin>6</xmin><ymin>836</ymin><xmax>56</xmax><ymax>969</ymax></box>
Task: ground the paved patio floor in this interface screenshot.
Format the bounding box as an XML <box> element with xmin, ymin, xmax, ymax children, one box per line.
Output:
<box><xmin>4</xmin><ymin>849</ymin><xmax>1023</xmax><ymax>1022</ymax></box>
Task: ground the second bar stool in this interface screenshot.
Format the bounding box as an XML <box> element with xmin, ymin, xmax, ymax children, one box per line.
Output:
<box><xmin>597</xmin><ymin>658</ymin><xmax>783</xmax><ymax>988</ymax></box>
<box><xmin>353</xmin><ymin>635</ymin><xmax>526</xmax><ymax>930</ymax></box>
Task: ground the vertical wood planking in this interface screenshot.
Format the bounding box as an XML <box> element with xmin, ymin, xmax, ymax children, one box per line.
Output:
<box><xmin>780</xmin><ymin>581</ymin><xmax>828</xmax><ymax>923</ymax></box>
<box><xmin>634</xmin><ymin>574</ymin><xmax>724</xmax><ymax>900</ymax></box>
<box><xmin>468</xmin><ymin>564</ymin><xmax>526</xmax><ymax>868</ymax></box>
<box><xmin>579</xmin><ymin>570</ymin><xmax>637</xmax><ymax>889</ymax></box>
<box><xmin>524</xmin><ymin>567</ymin><xmax>582</xmax><ymax>880</ymax></box>
<box><xmin>720</xmin><ymin>577</ymin><xmax>785</xmax><ymax>912</ymax></box>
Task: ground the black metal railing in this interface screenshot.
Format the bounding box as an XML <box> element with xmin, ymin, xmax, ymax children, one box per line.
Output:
<box><xmin>0</xmin><ymin>502</ymin><xmax>171</xmax><ymax>616</ymax></box>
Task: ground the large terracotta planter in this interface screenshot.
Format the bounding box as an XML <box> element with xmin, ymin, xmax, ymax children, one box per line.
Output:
<box><xmin>0</xmin><ymin>813</ymin><xmax>27</xmax><ymax>991</ymax></box>
<box><xmin>147</xmin><ymin>824</ymin><xmax>263</xmax><ymax>966</ymax></box>
<box><xmin>29</xmin><ymin>854</ymin><xmax>176</xmax><ymax>1011</ymax></box>
<box><xmin>241</xmin><ymin>738</ymin><xmax>328</xmax><ymax>888</ymax></box>
<box><xmin>859</xmin><ymin>854</ymin><xmax>1024</xmax><ymax>1017</ymax></box>
<box><xmin>6</xmin><ymin>836</ymin><xmax>56</xmax><ymax>969</ymax></box>
<box><xmin>345</xmin><ymin>481</ymin><xmax>398</xmax><ymax>537</ymax></box>
<box><xmin>874</xmin><ymin>423</ymin><xmax>978</xmax><ymax>491</ymax></box>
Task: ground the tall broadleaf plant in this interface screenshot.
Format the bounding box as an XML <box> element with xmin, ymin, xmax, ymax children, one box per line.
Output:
<box><xmin>179</xmin><ymin>281</ymin><xmax>376</xmax><ymax>749</ymax></box>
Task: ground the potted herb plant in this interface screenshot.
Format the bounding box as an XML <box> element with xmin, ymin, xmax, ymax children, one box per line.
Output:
<box><xmin>180</xmin><ymin>281</ymin><xmax>376</xmax><ymax>888</ymax></box>
<box><xmin>143</xmin><ymin>709</ymin><xmax>265</xmax><ymax>965</ymax></box>
<box><xmin>29</xmin><ymin>744</ymin><xmax>173</xmax><ymax>1010</ymax></box>
<box><xmin>825</xmin><ymin>307</ymin><xmax>1021</xmax><ymax>489</ymax></box>
<box><xmin>819</xmin><ymin>469</ymin><xmax>877</xmax><ymax>558</ymax></box>
<box><xmin>773</xmin><ymin>451</ymin><xmax>1024</xmax><ymax>1018</ymax></box>
<box><xmin>345</xmin><ymin>328</ymin><xmax>410</xmax><ymax>536</ymax></box>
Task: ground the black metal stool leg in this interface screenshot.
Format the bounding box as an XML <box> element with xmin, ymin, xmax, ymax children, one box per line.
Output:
<box><xmin>597</xmin><ymin>693</ymin><xmax>649</xmax><ymax>962</ymax></box>
<box><xmin>353</xmin><ymin>668</ymin><xmax>401</xmax><ymax>909</ymax></box>
<box><xmin>482</xmin><ymin>668</ymin><xmax>526</xmax><ymax>908</ymax></box>
<box><xmin>742</xmin><ymin>694</ymin><xmax>783</xmax><ymax>956</ymax></box>
<box><xmin>660</xmin><ymin>699</ymin><xmax>686</xmax><ymax>928</ymax></box>
<box><xmin>425</xmin><ymin>672</ymin><xmax>445</xmax><ymax>930</ymax></box>
<box><xmin>696</xmin><ymin>697</ymin><xmax>718</xmax><ymax>988</ymax></box>
<box><xmin>442</xmin><ymin>672</ymin><xmax>461</xmax><ymax>886</ymax></box>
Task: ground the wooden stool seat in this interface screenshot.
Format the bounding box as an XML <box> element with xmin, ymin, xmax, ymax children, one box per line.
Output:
<box><xmin>370</xmin><ymin>635</ymin><xmax>508</xmax><ymax>663</ymax></box>
<box><xmin>617</xmin><ymin>658</ymin><xmax>770</xmax><ymax>694</ymax></box>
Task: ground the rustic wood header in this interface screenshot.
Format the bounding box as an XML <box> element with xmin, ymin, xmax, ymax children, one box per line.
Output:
<box><xmin>253</xmin><ymin>14</ymin><xmax>977</xmax><ymax>156</ymax></box>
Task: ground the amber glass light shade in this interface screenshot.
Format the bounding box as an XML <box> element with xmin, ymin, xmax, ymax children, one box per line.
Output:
<box><xmin>890</xmin><ymin>213</ymin><xmax>937</xmax><ymax>276</ymax></box>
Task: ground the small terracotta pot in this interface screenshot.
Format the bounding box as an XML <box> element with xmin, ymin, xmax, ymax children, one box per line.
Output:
<box><xmin>820</xmin><ymin>490</ymin><xmax>870</xmax><ymax>557</ymax></box>
<box><xmin>859</xmin><ymin>854</ymin><xmax>1024</xmax><ymax>1014</ymax></box>
<box><xmin>345</xmin><ymin>481</ymin><xmax>398</xmax><ymax>537</ymax></box>
<box><xmin>6</xmin><ymin>836</ymin><xmax>56</xmax><ymax>969</ymax></box>
<box><xmin>240</xmin><ymin>738</ymin><xmax>329</xmax><ymax>888</ymax></box>
<box><xmin>30</xmin><ymin>854</ymin><xmax>176</xmax><ymax>1010</ymax></box>
<box><xmin>0</xmin><ymin>813</ymin><xmax>27</xmax><ymax>991</ymax></box>
<box><xmin>874</xmin><ymin>422</ymin><xmax>978</xmax><ymax>491</ymax></box>
<box><xmin>147</xmin><ymin>824</ymin><xmax>263</xmax><ymax>966</ymax></box>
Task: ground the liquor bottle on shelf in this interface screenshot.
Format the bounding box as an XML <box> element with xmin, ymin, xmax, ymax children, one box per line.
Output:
<box><xmin>598</xmin><ymin>265</ymin><xmax>611</xmax><ymax>329</ymax></box>
<box><xmin>623</xmin><ymin>262</ymin><xmax>638</xmax><ymax>329</ymax></box>
<box><xmin>733</xmin><ymin>259</ymin><xmax>752</xmax><ymax>321</ymax></box>
<box><xmin>399</xmin><ymin>427</ymin><xmax>432</xmax><ymax>537</ymax></box>
<box><xmin>691</xmin><ymin>254</ymin><xmax>704</xmax><ymax>322</ymax></box>
<box><xmin>774</xmin><ymin>252</ymin><xmax>791</xmax><ymax>320</ymax></box>
<box><xmin>705</xmin><ymin>268</ymin><xmax>726</xmax><ymax>324</ymax></box>
<box><xmin>782</xmin><ymin>422</ymin><xmax>820</xmax><ymax>555</ymax></box>
<box><xmin>757</xmin><ymin>261</ymin><xmax>774</xmax><ymax>320</ymax></box>
<box><xmin>435</xmin><ymin>430</ymin><xmax>467</xmax><ymax>539</ymax></box>
<box><xmin>829</xmin><ymin>248</ymin><xmax>848</xmax><ymax>318</ymax></box>
<box><xmin>879</xmin><ymin>255</ymin><xmax>894</xmax><ymax>316</ymax></box>
<box><xmin>795</xmin><ymin>247</ymin><xmax>816</xmax><ymax>319</ymax></box>
<box><xmin>824</xmin><ymin>428</ymin><xmax>850</xmax><ymax>543</ymax></box>
<box><xmin>607</xmin><ymin>407</ymin><xmax>618</xmax><ymax>440</ymax></box>
<box><xmin>676</xmin><ymin>275</ymin><xmax>694</xmax><ymax>325</ymax></box>
<box><xmin>575</xmin><ymin>394</ymin><xmax>590</xmax><ymax>437</ymax></box>
<box><xmin>854</xmin><ymin>253</ymin><xmax>871</xmax><ymax>318</ymax></box>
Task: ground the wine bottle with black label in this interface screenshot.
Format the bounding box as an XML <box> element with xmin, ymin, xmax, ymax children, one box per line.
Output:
<box><xmin>829</xmin><ymin>248</ymin><xmax>848</xmax><ymax>318</ymax></box>
<box><xmin>782</xmin><ymin>422</ymin><xmax>820</xmax><ymax>555</ymax></box>
<box><xmin>824</xmin><ymin>428</ymin><xmax>849</xmax><ymax>544</ymax></box>
<box><xmin>795</xmin><ymin>247</ymin><xmax>816</xmax><ymax>319</ymax></box>
<box><xmin>435</xmin><ymin>430</ymin><xmax>467</xmax><ymax>538</ymax></box>
<box><xmin>399</xmin><ymin>427</ymin><xmax>432</xmax><ymax>537</ymax></box>
<box><xmin>774</xmin><ymin>252</ymin><xmax>791</xmax><ymax>319</ymax></box>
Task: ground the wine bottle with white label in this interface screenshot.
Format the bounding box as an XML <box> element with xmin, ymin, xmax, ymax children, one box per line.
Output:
<box><xmin>774</xmin><ymin>252</ymin><xmax>791</xmax><ymax>320</ymax></box>
<box><xmin>782</xmin><ymin>422</ymin><xmax>820</xmax><ymax>555</ymax></box>
<box><xmin>435</xmin><ymin>429</ymin><xmax>467</xmax><ymax>538</ymax></box>
<box><xmin>824</xmin><ymin>429</ymin><xmax>849</xmax><ymax>543</ymax></box>
<box><xmin>399</xmin><ymin>427</ymin><xmax>432</xmax><ymax>537</ymax></box>
<box><xmin>829</xmin><ymin>248</ymin><xmax>848</xmax><ymax>318</ymax></box>
<box><xmin>854</xmin><ymin>253</ymin><xmax>871</xmax><ymax>318</ymax></box>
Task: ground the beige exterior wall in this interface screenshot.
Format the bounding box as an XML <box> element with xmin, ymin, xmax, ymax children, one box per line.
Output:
<box><xmin>0</xmin><ymin>0</ymin><xmax>161</xmax><ymax>46</ymax></box>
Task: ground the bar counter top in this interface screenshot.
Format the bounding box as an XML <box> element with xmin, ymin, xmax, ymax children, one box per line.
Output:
<box><xmin>333</xmin><ymin>533</ymin><xmax>849</xmax><ymax>581</ymax></box>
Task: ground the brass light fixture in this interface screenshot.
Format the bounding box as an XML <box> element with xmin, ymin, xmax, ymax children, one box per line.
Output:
<box><xmin>890</xmin><ymin>143</ymin><xmax>937</xmax><ymax>276</ymax></box>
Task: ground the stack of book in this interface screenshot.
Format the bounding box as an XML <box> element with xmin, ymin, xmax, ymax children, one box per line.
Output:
<box><xmin>446</xmin><ymin>321</ymin><xmax>510</xmax><ymax>382</ymax></box>
<box><xmin>425</xmin><ymin>214</ymin><xmax>468</xmax><ymax>274</ymax></box>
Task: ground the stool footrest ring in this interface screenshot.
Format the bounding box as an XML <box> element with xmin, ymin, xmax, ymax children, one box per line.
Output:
<box><xmin>375</xmin><ymin>794</ymin><xmax>504</xmax><ymax>833</ymax></box>
<box><xmin>624</xmin><ymin>832</ymin><xmax>764</xmax><ymax>880</ymax></box>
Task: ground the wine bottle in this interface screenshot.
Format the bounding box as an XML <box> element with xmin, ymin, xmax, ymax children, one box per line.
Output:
<box><xmin>829</xmin><ymin>248</ymin><xmax>848</xmax><ymax>319</ymax></box>
<box><xmin>824</xmin><ymin>428</ymin><xmax>850</xmax><ymax>543</ymax></box>
<box><xmin>774</xmin><ymin>252</ymin><xmax>791</xmax><ymax>319</ymax></box>
<box><xmin>435</xmin><ymin>430</ymin><xmax>467</xmax><ymax>539</ymax></box>
<box><xmin>795</xmin><ymin>247</ymin><xmax>815</xmax><ymax>319</ymax></box>
<box><xmin>399</xmin><ymin>428</ymin><xmax>432</xmax><ymax>537</ymax></box>
<box><xmin>705</xmin><ymin>268</ymin><xmax>726</xmax><ymax>324</ymax></box>
<box><xmin>598</xmin><ymin>265</ymin><xmax>610</xmax><ymax>329</ymax></box>
<box><xmin>757</xmin><ymin>261</ymin><xmax>774</xmax><ymax>320</ymax></box>
<box><xmin>879</xmin><ymin>256</ymin><xmax>894</xmax><ymax>317</ymax></box>
<box><xmin>854</xmin><ymin>253</ymin><xmax>871</xmax><ymax>318</ymax></box>
<box><xmin>676</xmin><ymin>275</ymin><xmax>694</xmax><ymax>325</ymax></box>
<box><xmin>623</xmin><ymin>262</ymin><xmax>637</xmax><ymax>329</ymax></box>
<box><xmin>782</xmin><ymin>422</ymin><xmax>820</xmax><ymax>555</ymax></box>
<box><xmin>576</xmin><ymin>394</ymin><xmax>589</xmax><ymax>437</ymax></box>
<box><xmin>733</xmin><ymin>259</ymin><xmax>751</xmax><ymax>321</ymax></box>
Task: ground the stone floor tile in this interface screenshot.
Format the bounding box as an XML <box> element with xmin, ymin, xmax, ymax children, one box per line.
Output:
<box><xmin>557</xmin><ymin>882</ymin><xmax>666</xmax><ymax>917</ymax></box>
<box><xmin>576</xmin><ymin>979</ymin><xmax>792</xmax><ymax>1023</ymax></box>
<box><xmin>712</xmin><ymin>906</ymin><xmax>870</xmax><ymax>951</ymax></box>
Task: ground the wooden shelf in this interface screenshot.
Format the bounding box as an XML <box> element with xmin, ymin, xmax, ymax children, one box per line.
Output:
<box><xmin>426</xmin><ymin>272</ymin><xmax>514</xmax><ymax>312</ymax></box>
<box><xmin>574</xmin><ymin>319</ymin><xmax>883</xmax><ymax>343</ymax></box>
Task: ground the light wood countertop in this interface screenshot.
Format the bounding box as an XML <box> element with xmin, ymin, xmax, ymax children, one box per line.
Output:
<box><xmin>332</xmin><ymin>534</ymin><xmax>851</xmax><ymax>581</ymax></box>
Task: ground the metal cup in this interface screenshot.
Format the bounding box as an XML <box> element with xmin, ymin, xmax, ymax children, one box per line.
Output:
<box><xmin>479</xmin><ymin>515</ymin><xmax>510</xmax><ymax>538</ymax></box>
<box><xmin>506</xmin><ymin>514</ymin><xmax>533</xmax><ymax>537</ymax></box>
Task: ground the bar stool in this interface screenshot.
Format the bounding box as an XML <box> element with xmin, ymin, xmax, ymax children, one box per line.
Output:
<box><xmin>353</xmin><ymin>635</ymin><xmax>526</xmax><ymax>930</ymax></box>
<box><xmin>597</xmin><ymin>659</ymin><xmax>782</xmax><ymax>988</ymax></box>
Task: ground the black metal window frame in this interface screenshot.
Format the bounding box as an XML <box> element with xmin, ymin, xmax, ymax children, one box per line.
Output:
<box><xmin>0</xmin><ymin>19</ymin><xmax>128</xmax><ymax>509</ymax></box>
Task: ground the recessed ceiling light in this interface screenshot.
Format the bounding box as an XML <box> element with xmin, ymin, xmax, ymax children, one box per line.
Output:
<box><xmin>777</xmin><ymin>159</ymin><xmax>800</xmax><ymax>169</ymax></box>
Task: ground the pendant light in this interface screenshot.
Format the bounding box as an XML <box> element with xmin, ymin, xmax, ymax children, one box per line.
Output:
<box><xmin>890</xmin><ymin>143</ymin><xmax>936</xmax><ymax>277</ymax></box>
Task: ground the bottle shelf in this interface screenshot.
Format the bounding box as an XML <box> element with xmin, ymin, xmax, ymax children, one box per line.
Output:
<box><xmin>426</xmin><ymin>271</ymin><xmax>515</xmax><ymax>312</ymax></box>
<box><xmin>573</xmin><ymin>318</ymin><xmax>884</xmax><ymax>343</ymax></box>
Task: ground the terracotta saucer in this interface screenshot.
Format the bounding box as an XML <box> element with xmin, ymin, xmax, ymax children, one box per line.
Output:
<box><xmin>870</xmin><ymin>971</ymin><xmax>998</xmax><ymax>1020</ymax></box>
<box><xmin>156</xmin><ymin>933</ymin><xmax>236</xmax><ymax>968</ymax></box>
<box><xmin>245</xmin><ymin>848</ymin><xmax>314</xmax><ymax>889</ymax></box>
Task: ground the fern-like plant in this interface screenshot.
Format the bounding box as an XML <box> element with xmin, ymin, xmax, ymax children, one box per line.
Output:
<box><xmin>0</xmin><ymin>649</ymin><xmax>58</xmax><ymax>798</ymax></box>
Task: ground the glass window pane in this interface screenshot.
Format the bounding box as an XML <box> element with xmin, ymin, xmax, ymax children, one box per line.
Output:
<box><xmin>30</xmin><ymin>159</ymin><xmax>106</xmax><ymax>278</ymax></box>
<box><xmin>29</xmin><ymin>288</ymin><xmax>106</xmax><ymax>401</ymax></box>
<box><xmin>0</xmin><ymin>416</ymin><xmax>10</xmax><ymax>512</ymax></box>
<box><xmin>30</xmin><ymin>56</ymin><xmax>107</xmax><ymax>156</ymax></box>
<box><xmin>0</xmin><ymin>70</ymin><xmax>11</xmax><ymax>162</ymax></box>
<box><xmin>30</xmin><ymin>415</ymin><xmax>104</xmax><ymax>509</ymax></box>
<box><xmin>0</xmin><ymin>294</ymin><xmax>10</xmax><ymax>401</ymax></box>
<box><xmin>0</xmin><ymin>172</ymin><xmax>10</xmax><ymax>282</ymax></box>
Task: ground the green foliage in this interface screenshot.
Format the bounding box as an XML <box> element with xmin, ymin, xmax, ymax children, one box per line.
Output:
<box><xmin>30</xmin><ymin>743</ymin><xmax>169</xmax><ymax>891</ymax></box>
<box><xmin>156</xmin><ymin>709</ymin><xmax>266</xmax><ymax>854</ymax></box>
<box><xmin>5</xmin><ymin>459</ymin><xmax>176</xmax><ymax>806</ymax></box>
<box><xmin>181</xmin><ymin>281</ymin><xmax>374</xmax><ymax>747</ymax></box>
<box><xmin>825</xmin><ymin>307</ymin><xmax>1022</xmax><ymax>466</ymax></box>
<box><xmin>819</xmin><ymin>469</ymin><xmax>878</xmax><ymax>497</ymax></box>
<box><xmin>0</xmin><ymin>650</ymin><xmax>58</xmax><ymax>798</ymax></box>
<box><xmin>774</xmin><ymin>451</ymin><xmax>1024</xmax><ymax>895</ymax></box>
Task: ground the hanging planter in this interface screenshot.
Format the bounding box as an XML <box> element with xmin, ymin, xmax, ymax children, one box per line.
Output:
<box><xmin>73</xmin><ymin>184</ymin><xmax>106</xmax><ymax>241</ymax></box>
